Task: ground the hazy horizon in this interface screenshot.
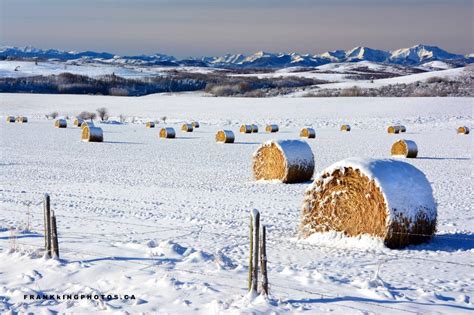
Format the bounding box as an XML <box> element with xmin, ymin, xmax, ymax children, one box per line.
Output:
<box><xmin>1</xmin><ymin>0</ymin><xmax>472</xmax><ymax>58</ymax></box>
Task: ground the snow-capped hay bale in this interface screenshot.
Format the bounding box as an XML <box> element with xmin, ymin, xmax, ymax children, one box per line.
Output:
<box><xmin>6</xmin><ymin>116</ymin><xmax>15</xmax><ymax>123</ymax></box>
<box><xmin>265</xmin><ymin>124</ymin><xmax>279</xmax><ymax>133</ymax></box>
<box><xmin>192</xmin><ymin>121</ymin><xmax>200</xmax><ymax>128</ymax></box>
<box><xmin>81</xmin><ymin>121</ymin><xmax>94</xmax><ymax>129</ymax></box>
<box><xmin>73</xmin><ymin>118</ymin><xmax>84</xmax><ymax>127</ymax></box>
<box><xmin>81</xmin><ymin>126</ymin><xmax>103</xmax><ymax>142</ymax></box>
<box><xmin>216</xmin><ymin>130</ymin><xmax>235</xmax><ymax>143</ymax></box>
<box><xmin>146</xmin><ymin>121</ymin><xmax>155</xmax><ymax>128</ymax></box>
<box><xmin>399</xmin><ymin>125</ymin><xmax>407</xmax><ymax>133</ymax></box>
<box><xmin>16</xmin><ymin>116</ymin><xmax>28</xmax><ymax>123</ymax></box>
<box><xmin>181</xmin><ymin>123</ymin><xmax>193</xmax><ymax>132</ymax></box>
<box><xmin>300</xmin><ymin>158</ymin><xmax>437</xmax><ymax>249</ymax></box>
<box><xmin>160</xmin><ymin>127</ymin><xmax>176</xmax><ymax>139</ymax></box>
<box><xmin>340</xmin><ymin>124</ymin><xmax>351</xmax><ymax>131</ymax></box>
<box><xmin>252</xmin><ymin>140</ymin><xmax>314</xmax><ymax>183</ymax></box>
<box><xmin>55</xmin><ymin>119</ymin><xmax>67</xmax><ymax>128</ymax></box>
<box><xmin>251</xmin><ymin>124</ymin><xmax>259</xmax><ymax>133</ymax></box>
<box><xmin>387</xmin><ymin>126</ymin><xmax>400</xmax><ymax>134</ymax></box>
<box><xmin>391</xmin><ymin>140</ymin><xmax>418</xmax><ymax>158</ymax></box>
<box><xmin>240</xmin><ymin>124</ymin><xmax>252</xmax><ymax>133</ymax></box>
<box><xmin>457</xmin><ymin>126</ymin><xmax>470</xmax><ymax>134</ymax></box>
<box><xmin>300</xmin><ymin>127</ymin><xmax>316</xmax><ymax>139</ymax></box>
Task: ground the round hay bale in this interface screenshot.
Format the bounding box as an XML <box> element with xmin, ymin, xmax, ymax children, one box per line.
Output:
<box><xmin>399</xmin><ymin>125</ymin><xmax>407</xmax><ymax>133</ymax></box>
<box><xmin>16</xmin><ymin>116</ymin><xmax>28</xmax><ymax>123</ymax></box>
<box><xmin>146</xmin><ymin>121</ymin><xmax>155</xmax><ymax>128</ymax></box>
<box><xmin>457</xmin><ymin>126</ymin><xmax>470</xmax><ymax>134</ymax></box>
<box><xmin>387</xmin><ymin>125</ymin><xmax>400</xmax><ymax>134</ymax></box>
<box><xmin>6</xmin><ymin>116</ymin><xmax>15</xmax><ymax>123</ymax></box>
<box><xmin>160</xmin><ymin>127</ymin><xmax>176</xmax><ymax>138</ymax></box>
<box><xmin>300</xmin><ymin>158</ymin><xmax>437</xmax><ymax>249</ymax></box>
<box><xmin>252</xmin><ymin>140</ymin><xmax>314</xmax><ymax>183</ymax></box>
<box><xmin>73</xmin><ymin>118</ymin><xmax>84</xmax><ymax>127</ymax></box>
<box><xmin>81</xmin><ymin>121</ymin><xmax>94</xmax><ymax>129</ymax></box>
<box><xmin>251</xmin><ymin>124</ymin><xmax>259</xmax><ymax>133</ymax></box>
<box><xmin>181</xmin><ymin>123</ymin><xmax>193</xmax><ymax>132</ymax></box>
<box><xmin>216</xmin><ymin>130</ymin><xmax>235</xmax><ymax>143</ymax></box>
<box><xmin>340</xmin><ymin>124</ymin><xmax>351</xmax><ymax>131</ymax></box>
<box><xmin>192</xmin><ymin>121</ymin><xmax>200</xmax><ymax>128</ymax></box>
<box><xmin>300</xmin><ymin>127</ymin><xmax>316</xmax><ymax>139</ymax></box>
<box><xmin>55</xmin><ymin>119</ymin><xmax>67</xmax><ymax>128</ymax></box>
<box><xmin>265</xmin><ymin>124</ymin><xmax>279</xmax><ymax>133</ymax></box>
<box><xmin>81</xmin><ymin>126</ymin><xmax>103</xmax><ymax>142</ymax></box>
<box><xmin>391</xmin><ymin>140</ymin><xmax>418</xmax><ymax>158</ymax></box>
<box><xmin>240</xmin><ymin>124</ymin><xmax>252</xmax><ymax>133</ymax></box>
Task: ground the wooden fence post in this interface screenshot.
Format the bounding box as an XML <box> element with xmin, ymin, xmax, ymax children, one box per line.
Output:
<box><xmin>51</xmin><ymin>211</ymin><xmax>59</xmax><ymax>259</ymax></box>
<box><xmin>260</xmin><ymin>225</ymin><xmax>268</xmax><ymax>295</ymax></box>
<box><xmin>250</xmin><ymin>209</ymin><xmax>260</xmax><ymax>294</ymax></box>
<box><xmin>248</xmin><ymin>214</ymin><xmax>253</xmax><ymax>291</ymax></box>
<box><xmin>43</xmin><ymin>193</ymin><xmax>51</xmax><ymax>258</ymax></box>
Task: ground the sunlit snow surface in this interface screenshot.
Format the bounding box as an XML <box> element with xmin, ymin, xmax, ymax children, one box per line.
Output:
<box><xmin>0</xmin><ymin>94</ymin><xmax>472</xmax><ymax>313</ymax></box>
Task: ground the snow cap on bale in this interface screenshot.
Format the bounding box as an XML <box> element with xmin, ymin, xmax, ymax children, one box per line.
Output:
<box><xmin>300</xmin><ymin>158</ymin><xmax>437</xmax><ymax>248</ymax></box>
<box><xmin>253</xmin><ymin>139</ymin><xmax>314</xmax><ymax>183</ymax></box>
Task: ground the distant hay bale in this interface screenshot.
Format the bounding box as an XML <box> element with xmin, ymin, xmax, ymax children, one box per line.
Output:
<box><xmin>340</xmin><ymin>124</ymin><xmax>351</xmax><ymax>131</ymax></box>
<box><xmin>216</xmin><ymin>130</ymin><xmax>235</xmax><ymax>143</ymax></box>
<box><xmin>399</xmin><ymin>125</ymin><xmax>406</xmax><ymax>132</ymax></box>
<box><xmin>300</xmin><ymin>127</ymin><xmax>316</xmax><ymax>139</ymax></box>
<box><xmin>300</xmin><ymin>158</ymin><xmax>437</xmax><ymax>249</ymax></box>
<box><xmin>73</xmin><ymin>118</ymin><xmax>84</xmax><ymax>127</ymax></box>
<box><xmin>181</xmin><ymin>123</ymin><xmax>193</xmax><ymax>132</ymax></box>
<box><xmin>160</xmin><ymin>127</ymin><xmax>176</xmax><ymax>138</ymax></box>
<box><xmin>55</xmin><ymin>119</ymin><xmax>67</xmax><ymax>128</ymax></box>
<box><xmin>81</xmin><ymin>126</ymin><xmax>103</xmax><ymax>142</ymax></box>
<box><xmin>240</xmin><ymin>124</ymin><xmax>252</xmax><ymax>133</ymax></box>
<box><xmin>81</xmin><ymin>121</ymin><xmax>94</xmax><ymax>129</ymax></box>
<box><xmin>6</xmin><ymin>116</ymin><xmax>15</xmax><ymax>123</ymax></box>
<box><xmin>192</xmin><ymin>121</ymin><xmax>200</xmax><ymax>128</ymax></box>
<box><xmin>387</xmin><ymin>126</ymin><xmax>400</xmax><ymax>134</ymax></box>
<box><xmin>391</xmin><ymin>140</ymin><xmax>418</xmax><ymax>158</ymax></box>
<box><xmin>16</xmin><ymin>116</ymin><xmax>28</xmax><ymax>123</ymax></box>
<box><xmin>265</xmin><ymin>124</ymin><xmax>279</xmax><ymax>133</ymax></box>
<box><xmin>146</xmin><ymin>121</ymin><xmax>155</xmax><ymax>128</ymax></box>
<box><xmin>251</xmin><ymin>124</ymin><xmax>259</xmax><ymax>133</ymax></box>
<box><xmin>457</xmin><ymin>126</ymin><xmax>470</xmax><ymax>134</ymax></box>
<box><xmin>252</xmin><ymin>140</ymin><xmax>314</xmax><ymax>183</ymax></box>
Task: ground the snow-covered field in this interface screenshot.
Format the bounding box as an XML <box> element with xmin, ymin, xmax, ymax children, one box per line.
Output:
<box><xmin>0</xmin><ymin>93</ymin><xmax>473</xmax><ymax>313</ymax></box>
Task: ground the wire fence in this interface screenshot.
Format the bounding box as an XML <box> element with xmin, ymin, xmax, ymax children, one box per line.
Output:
<box><xmin>0</xmin><ymin>200</ymin><xmax>473</xmax><ymax>313</ymax></box>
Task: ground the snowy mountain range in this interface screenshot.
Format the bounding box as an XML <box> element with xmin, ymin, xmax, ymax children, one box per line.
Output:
<box><xmin>0</xmin><ymin>44</ymin><xmax>471</xmax><ymax>69</ymax></box>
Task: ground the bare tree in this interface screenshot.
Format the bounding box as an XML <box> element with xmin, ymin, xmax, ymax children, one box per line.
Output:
<box><xmin>77</xmin><ymin>111</ymin><xmax>96</xmax><ymax>121</ymax></box>
<box><xmin>161</xmin><ymin>116</ymin><xmax>167</xmax><ymax>124</ymax></box>
<box><xmin>96</xmin><ymin>107</ymin><xmax>109</xmax><ymax>121</ymax></box>
<box><xmin>47</xmin><ymin>111</ymin><xmax>59</xmax><ymax>119</ymax></box>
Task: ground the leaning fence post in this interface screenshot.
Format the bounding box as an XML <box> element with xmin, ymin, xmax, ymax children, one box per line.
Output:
<box><xmin>250</xmin><ymin>209</ymin><xmax>260</xmax><ymax>294</ymax></box>
<box><xmin>248</xmin><ymin>214</ymin><xmax>253</xmax><ymax>291</ymax></box>
<box><xmin>43</xmin><ymin>193</ymin><xmax>51</xmax><ymax>258</ymax></box>
<box><xmin>51</xmin><ymin>210</ymin><xmax>59</xmax><ymax>259</ymax></box>
<box><xmin>260</xmin><ymin>224</ymin><xmax>268</xmax><ymax>295</ymax></box>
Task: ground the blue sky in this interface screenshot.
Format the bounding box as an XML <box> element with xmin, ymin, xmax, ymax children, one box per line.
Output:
<box><xmin>1</xmin><ymin>0</ymin><xmax>472</xmax><ymax>57</ymax></box>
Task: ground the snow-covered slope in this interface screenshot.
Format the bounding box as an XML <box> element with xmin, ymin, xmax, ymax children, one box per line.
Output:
<box><xmin>0</xmin><ymin>94</ymin><xmax>472</xmax><ymax>313</ymax></box>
